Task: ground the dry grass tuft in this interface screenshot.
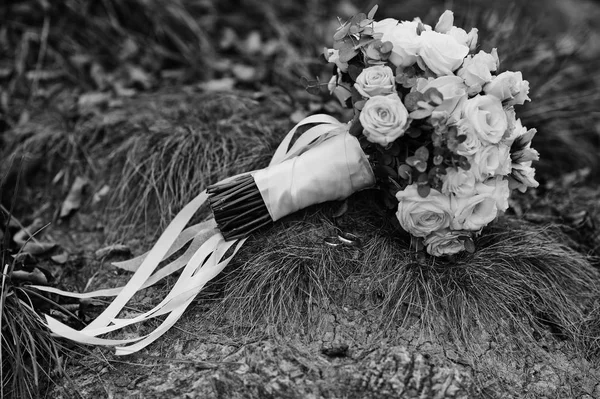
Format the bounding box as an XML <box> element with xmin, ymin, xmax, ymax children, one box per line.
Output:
<box><xmin>213</xmin><ymin>191</ymin><xmax>600</xmax><ymax>350</ymax></box>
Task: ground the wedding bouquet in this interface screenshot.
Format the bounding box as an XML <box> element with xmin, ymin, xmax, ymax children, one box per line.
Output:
<box><xmin>323</xmin><ymin>6</ymin><xmax>539</xmax><ymax>256</ymax></box>
<box><xmin>34</xmin><ymin>8</ymin><xmax>539</xmax><ymax>354</ymax></box>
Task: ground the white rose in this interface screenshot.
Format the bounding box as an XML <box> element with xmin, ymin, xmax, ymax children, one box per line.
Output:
<box><xmin>396</xmin><ymin>184</ymin><xmax>453</xmax><ymax>237</ymax></box>
<box><xmin>457</xmin><ymin>50</ymin><xmax>499</xmax><ymax>94</ymax></box>
<box><xmin>325</xmin><ymin>49</ymin><xmax>348</xmax><ymax>72</ymax></box>
<box><xmin>442</xmin><ymin>167</ymin><xmax>477</xmax><ymax>197</ymax></box>
<box><xmin>476</xmin><ymin>177</ymin><xmax>510</xmax><ymax>212</ymax></box>
<box><xmin>455</xmin><ymin>119</ymin><xmax>483</xmax><ymax>157</ymax></box>
<box><xmin>450</xmin><ymin>189</ymin><xmax>499</xmax><ymax>231</ymax></box>
<box><xmin>466</xmin><ymin>28</ymin><xmax>479</xmax><ymax>52</ymax></box>
<box><xmin>434</xmin><ymin>10</ymin><xmax>454</xmax><ymax>33</ymax></box>
<box><xmin>484</xmin><ymin>71</ymin><xmax>531</xmax><ymax>105</ymax></box>
<box><xmin>354</xmin><ymin>66</ymin><xmax>396</xmax><ymax>98</ymax></box>
<box><xmin>509</xmin><ymin>161</ymin><xmax>539</xmax><ymax>193</ymax></box>
<box><xmin>462</xmin><ymin>95</ymin><xmax>508</xmax><ymax>144</ymax></box>
<box><xmin>359</xmin><ymin>94</ymin><xmax>409</xmax><ymax>145</ymax></box>
<box><xmin>415</xmin><ymin>76</ymin><xmax>467</xmax><ymax>119</ymax></box>
<box><xmin>424</xmin><ymin>230</ymin><xmax>466</xmax><ymax>257</ymax></box>
<box><xmin>419</xmin><ymin>30</ymin><xmax>469</xmax><ymax>76</ymax></box>
<box><xmin>496</xmin><ymin>143</ymin><xmax>512</xmax><ymax>176</ymax></box>
<box><xmin>373</xmin><ymin>18</ymin><xmax>430</xmax><ymax>67</ymax></box>
<box><xmin>472</xmin><ymin>144</ymin><xmax>500</xmax><ymax>181</ymax></box>
<box><xmin>501</xmin><ymin>107</ymin><xmax>518</xmax><ymax>144</ymax></box>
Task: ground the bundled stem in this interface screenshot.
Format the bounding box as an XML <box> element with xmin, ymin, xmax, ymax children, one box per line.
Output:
<box><xmin>207</xmin><ymin>174</ymin><xmax>272</xmax><ymax>241</ymax></box>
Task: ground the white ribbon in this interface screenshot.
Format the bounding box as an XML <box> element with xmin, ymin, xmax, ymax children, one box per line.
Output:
<box><xmin>32</xmin><ymin>114</ymin><xmax>375</xmax><ymax>355</ymax></box>
<box><xmin>255</xmin><ymin>132</ymin><xmax>375</xmax><ymax>221</ymax></box>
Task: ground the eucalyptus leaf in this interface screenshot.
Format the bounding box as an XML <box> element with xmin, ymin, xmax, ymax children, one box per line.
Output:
<box><xmin>333</xmin><ymin>25</ymin><xmax>350</xmax><ymax>41</ymax></box>
<box><xmin>339</xmin><ymin>47</ymin><xmax>358</xmax><ymax>63</ymax></box>
<box><xmin>417</xmin><ymin>184</ymin><xmax>431</xmax><ymax>198</ymax></box>
<box><xmin>382</xmin><ymin>165</ymin><xmax>398</xmax><ymax>179</ymax></box>
<box><xmin>464</xmin><ymin>237</ymin><xmax>476</xmax><ymax>253</ymax></box>
<box><xmin>398</xmin><ymin>164</ymin><xmax>412</xmax><ymax>180</ymax></box>
<box><xmin>348</xmin><ymin>64</ymin><xmax>363</xmax><ymax>81</ymax></box>
<box><xmin>404</xmin><ymin>91</ymin><xmax>424</xmax><ymax>111</ymax></box>
<box><xmin>409</xmin><ymin>109</ymin><xmax>432</xmax><ymax>119</ymax></box>
<box><xmin>367</xmin><ymin>4</ymin><xmax>379</xmax><ymax>20</ymax></box>
<box><xmin>415</xmin><ymin>146</ymin><xmax>429</xmax><ymax>161</ymax></box>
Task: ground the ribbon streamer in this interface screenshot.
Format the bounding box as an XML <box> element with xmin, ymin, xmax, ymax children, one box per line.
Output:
<box><xmin>33</xmin><ymin>115</ymin><xmax>374</xmax><ymax>355</ymax></box>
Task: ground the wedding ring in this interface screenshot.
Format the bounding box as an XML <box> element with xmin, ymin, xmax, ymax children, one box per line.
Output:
<box><xmin>338</xmin><ymin>232</ymin><xmax>360</xmax><ymax>246</ymax></box>
<box><xmin>324</xmin><ymin>236</ymin><xmax>342</xmax><ymax>247</ymax></box>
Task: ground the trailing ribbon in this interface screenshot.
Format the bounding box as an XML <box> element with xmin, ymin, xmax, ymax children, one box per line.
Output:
<box><xmin>32</xmin><ymin>115</ymin><xmax>375</xmax><ymax>355</ymax></box>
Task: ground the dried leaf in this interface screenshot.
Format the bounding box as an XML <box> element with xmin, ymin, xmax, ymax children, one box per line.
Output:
<box><xmin>78</xmin><ymin>92</ymin><xmax>111</xmax><ymax>109</ymax></box>
<box><xmin>51</xmin><ymin>252</ymin><xmax>69</xmax><ymax>265</ymax></box>
<box><xmin>93</xmin><ymin>185</ymin><xmax>111</xmax><ymax>205</ymax></box>
<box><xmin>22</xmin><ymin>241</ymin><xmax>56</xmax><ymax>255</ymax></box>
<box><xmin>11</xmin><ymin>269</ymin><xmax>48</xmax><ymax>285</ymax></box>
<box><xmin>13</xmin><ymin>218</ymin><xmax>45</xmax><ymax>247</ymax></box>
<box><xmin>198</xmin><ymin>78</ymin><xmax>236</xmax><ymax>92</ymax></box>
<box><xmin>332</xmin><ymin>201</ymin><xmax>348</xmax><ymax>219</ymax></box>
<box><xmin>95</xmin><ymin>244</ymin><xmax>131</xmax><ymax>259</ymax></box>
<box><xmin>463</xmin><ymin>237</ymin><xmax>476</xmax><ymax>253</ymax></box>
<box><xmin>232</xmin><ymin>64</ymin><xmax>256</xmax><ymax>82</ymax></box>
<box><xmin>60</xmin><ymin>176</ymin><xmax>88</xmax><ymax>218</ymax></box>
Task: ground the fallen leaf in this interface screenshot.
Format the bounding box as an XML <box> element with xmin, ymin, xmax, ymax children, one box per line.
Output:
<box><xmin>95</xmin><ymin>244</ymin><xmax>131</xmax><ymax>259</ymax></box>
<box><xmin>22</xmin><ymin>241</ymin><xmax>57</xmax><ymax>255</ymax></box>
<box><xmin>78</xmin><ymin>92</ymin><xmax>111</xmax><ymax>109</ymax></box>
<box><xmin>13</xmin><ymin>218</ymin><xmax>45</xmax><ymax>247</ymax></box>
<box><xmin>231</xmin><ymin>64</ymin><xmax>256</xmax><ymax>82</ymax></box>
<box><xmin>198</xmin><ymin>78</ymin><xmax>235</xmax><ymax>92</ymax></box>
<box><xmin>332</xmin><ymin>200</ymin><xmax>349</xmax><ymax>219</ymax></box>
<box><xmin>92</xmin><ymin>185</ymin><xmax>110</xmax><ymax>205</ymax></box>
<box><xmin>11</xmin><ymin>269</ymin><xmax>48</xmax><ymax>285</ymax></box>
<box><xmin>51</xmin><ymin>252</ymin><xmax>69</xmax><ymax>265</ymax></box>
<box><xmin>60</xmin><ymin>176</ymin><xmax>88</xmax><ymax>218</ymax></box>
<box><xmin>126</xmin><ymin>64</ymin><xmax>153</xmax><ymax>90</ymax></box>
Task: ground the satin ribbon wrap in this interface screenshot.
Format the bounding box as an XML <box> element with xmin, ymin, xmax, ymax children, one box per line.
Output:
<box><xmin>30</xmin><ymin>114</ymin><xmax>375</xmax><ymax>355</ymax></box>
<box><xmin>254</xmin><ymin>132</ymin><xmax>375</xmax><ymax>221</ymax></box>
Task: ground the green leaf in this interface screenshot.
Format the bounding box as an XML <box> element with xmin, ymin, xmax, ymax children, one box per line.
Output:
<box><xmin>417</xmin><ymin>184</ymin><xmax>431</xmax><ymax>198</ymax></box>
<box><xmin>398</xmin><ymin>164</ymin><xmax>412</xmax><ymax>180</ymax></box>
<box><xmin>332</xmin><ymin>200</ymin><xmax>349</xmax><ymax>218</ymax></box>
<box><xmin>389</xmin><ymin>142</ymin><xmax>401</xmax><ymax>156</ymax></box>
<box><xmin>333</xmin><ymin>24</ymin><xmax>350</xmax><ymax>41</ymax></box>
<box><xmin>306</xmin><ymin>84</ymin><xmax>321</xmax><ymax>96</ymax></box>
<box><xmin>367</xmin><ymin>4</ymin><xmax>379</xmax><ymax>20</ymax></box>
<box><xmin>404</xmin><ymin>91</ymin><xmax>425</xmax><ymax>111</ymax></box>
<box><xmin>381</xmin><ymin>153</ymin><xmax>393</xmax><ymax>166</ymax></box>
<box><xmin>409</xmin><ymin>109</ymin><xmax>432</xmax><ymax>119</ymax></box>
<box><xmin>406</xmin><ymin>127</ymin><xmax>421</xmax><ymax>138</ymax></box>
<box><xmin>415</xmin><ymin>160</ymin><xmax>427</xmax><ymax>173</ymax></box>
<box><xmin>415</xmin><ymin>146</ymin><xmax>429</xmax><ymax>161</ymax></box>
<box><xmin>339</xmin><ymin>47</ymin><xmax>359</xmax><ymax>63</ymax></box>
<box><xmin>349</xmin><ymin>119</ymin><xmax>363</xmax><ymax>137</ymax></box>
<box><xmin>348</xmin><ymin>64</ymin><xmax>363</xmax><ymax>81</ymax></box>
<box><xmin>381</xmin><ymin>41</ymin><xmax>393</xmax><ymax>53</ymax></box>
<box><xmin>382</xmin><ymin>165</ymin><xmax>398</xmax><ymax>179</ymax></box>
<box><xmin>354</xmin><ymin>99</ymin><xmax>366</xmax><ymax>111</ymax></box>
<box><xmin>463</xmin><ymin>237</ymin><xmax>475</xmax><ymax>253</ymax></box>
<box><xmin>423</xmin><ymin>88</ymin><xmax>443</xmax><ymax>106</ymax></box>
